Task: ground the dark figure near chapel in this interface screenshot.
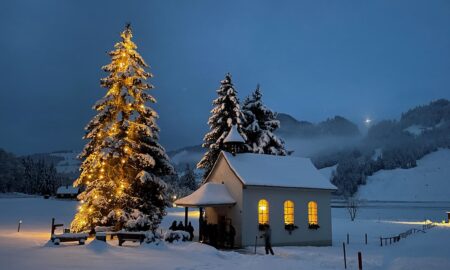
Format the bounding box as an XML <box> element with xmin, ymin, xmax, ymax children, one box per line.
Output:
<box><xmin>187</xmin><ymin>222</ymin><xmax>194</xmax><ymax>241</ymax></box>
<box><xmin>260</xmin><ymin>224</ymin><xmax>274</xmax><ymax>255</ymax></box>
<box><xmin>229</xmin><ymin>223</ymin><xmax>236</xmax><ymax>248</ymax></box>
<box><xmin>177</xmin><ymin>221</ymin><xmax>185</xmax><ymax>231</ymax></box>
<box><xmin>169</xmin><ymin>221</ymin><xmax>177</xmax><ymax>231</ymax></box>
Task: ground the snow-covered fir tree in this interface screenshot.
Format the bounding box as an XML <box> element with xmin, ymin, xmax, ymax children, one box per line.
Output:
<box><xmin>180</xmin><ymin>164</ymin><xmax>197</xmax><ymax>191</ymax></box>
<box><xmin>197</xmin><ymin>73</ymin><xmax>246</xmax><ymax>179</ymax></box>
<box><xmin>242</xmin><ymin>85</ymin><xmax>288</xmax><ymax>155</ymax></box>
<box><xmin>71</xmin><ymin>24</ymin><xmax>174</xmax><ymax>233</ymax></box>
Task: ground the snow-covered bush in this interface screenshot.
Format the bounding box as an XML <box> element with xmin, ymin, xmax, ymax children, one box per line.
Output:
<box><xmin>163</xmin><ymin>230</ymin><xmax>189</xmax><ymax>243</ymax></box>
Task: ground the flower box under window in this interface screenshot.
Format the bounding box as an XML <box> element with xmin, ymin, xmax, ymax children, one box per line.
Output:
<box><xmin>308</xmin><ymin>223</ymin><xmax>320</xmax><ymax>230</ymax></box>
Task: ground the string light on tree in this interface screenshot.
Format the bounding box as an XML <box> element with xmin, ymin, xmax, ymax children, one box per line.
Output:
<box><xmin>70</xmin><ymin>24</ymin><xmax>174</xmax><ymax>233</ymax></box>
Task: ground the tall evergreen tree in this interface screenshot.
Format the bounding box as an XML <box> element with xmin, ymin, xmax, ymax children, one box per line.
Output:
<box><xmin>197</xmin><ymin>73</ymin><xmax>246</xmax><ymax>179</ymax></box>
<box><xmin>242</xmin><ymin>85</ymin><xmax>288</xmax><ymax>155</ymax></box>
<box><xmin>71</xmin><ymin>24</ymin><xmax>174</xmax><ymax>232</ymax></box>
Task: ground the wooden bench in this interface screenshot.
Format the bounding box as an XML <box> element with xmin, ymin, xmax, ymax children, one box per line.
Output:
<box><xmin>52</xmin><ymin>233</ymin><xmax>88</xmax><ymax>245</ymax></box>
<box><xmin>116</xmin><ymin>232</ymin><xmax>146</xmax><ymax>246</ymax></box>
<box><xmin>50</xmin><ymin>218</ymin><xmax>88</xmax><ymax>245</ymax></box>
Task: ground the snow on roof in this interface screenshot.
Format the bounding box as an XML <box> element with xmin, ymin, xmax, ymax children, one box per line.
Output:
<box><xmin>174</xmin><ymin>183</ymin><xmax>236</xmax><ymax>207</ymax></box>
<box><xmin>56</xmin><ymin>186</ymin><xmax>79</xmax><ymax>194</ymax></box>
<box><xmin>221</xmin><ymin>152</ymin><xmax>337</xmax><ymax>190</ymax></box>
<box><xmin>223</xmin><ymin>125</ymin><xmax>245</xmax><ymax>143</ymax></box>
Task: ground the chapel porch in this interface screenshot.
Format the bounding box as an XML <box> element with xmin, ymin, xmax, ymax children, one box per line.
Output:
<box><xmin>174</xmin><ymin>183</ymin><xmax>237</xmax><ymax>248</ymax></box>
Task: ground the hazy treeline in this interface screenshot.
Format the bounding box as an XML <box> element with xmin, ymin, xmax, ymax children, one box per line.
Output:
<box><xmin>313</xmin><ymin>99</ymin><xmax>450</xmax><ymax>196</ymax></box>
<box><xmin>164</xmin><ymin>164</ymin><xmax>199</xmax><ymax>199</ymax></box>
<box><xmin>0</xmin><ymin>149</ymin><xmax>71</xmax><ymax>195</ymax></box>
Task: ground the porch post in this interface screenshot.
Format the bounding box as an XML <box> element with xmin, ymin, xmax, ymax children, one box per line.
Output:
<box><xmin>184</xmin><ymin>207</ymin><xmax>188</xmax><ymax>227</ymax></box>
<box><xmin>199</xmin><ymin>207</ymin><xmax>204</xmax><ymax>242</ymax></box>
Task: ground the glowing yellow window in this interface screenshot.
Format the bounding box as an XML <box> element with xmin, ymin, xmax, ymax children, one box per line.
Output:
<box><xmin>284</xmin><ymin>200</ymin><xmax>295</xmax><ymax>225</ymax></box>
<box><xmin>308</xmin><ymin>201</ymin><xmax>318</xmax><ymax>225</ymax></box>
<box><xmin>258</xmin><ymin>199</ymin><xmax>269</xmax><ymax>224</ymax></box>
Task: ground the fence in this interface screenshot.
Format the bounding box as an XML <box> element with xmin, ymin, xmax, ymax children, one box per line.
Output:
<box><xmin>379</xmin><ymin>222</ymin><xmax>435</xmax><ymax>247</ymax></box>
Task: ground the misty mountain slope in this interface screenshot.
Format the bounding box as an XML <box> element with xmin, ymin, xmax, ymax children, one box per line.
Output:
<box><xmin>167</xmin><ymin>113</ymin><xmax>362</xmax><ymax>168</ymax></box>
<box><xmin>276</xmin><ymin>113</ymin><xmax>360</xmax><ymax>139</ymax></box>
<box><xmin>323</xmin><ymin>99</ymin><xmax>450</xmax><ymax>196</ymax></box>
<box><xmin>277</xmin><ymin>114</ymin><xmax>362</xmax><ymax>157</ymax></box>
<box><xmin>167</xmin><ymin>145</ymin><xmax>205</xmax><ymax>171</ymax></box>
<box><xmin>356</xmin><ymin>149</ymin><xmax>450</xmax><ymax>202</ymax></box>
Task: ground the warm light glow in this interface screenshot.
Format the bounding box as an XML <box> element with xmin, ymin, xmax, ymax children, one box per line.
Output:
<box><xmin>258</xmin><ymin>199</ymin><xmax>269</xmax><ymax>225</ymax></box>
<box><xmin>308</xmin><ymin>201</ymin><xmax>318</xmax><ymax>225</ymax></box>
<box><xmin>284</xmin><ymin>200</ymin><xmax>294</xmax><ymax>225</ymax></box>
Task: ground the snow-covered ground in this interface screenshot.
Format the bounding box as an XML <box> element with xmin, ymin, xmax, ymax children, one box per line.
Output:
<box><xmin>1</xmin><ymin>197</ymin><xmax>449</xmax><ymax>269</ymax></box>
<box><xmin>357</xmin><ymin>149</ymin><xmax>450</xmax><ymax>202</ymax></box>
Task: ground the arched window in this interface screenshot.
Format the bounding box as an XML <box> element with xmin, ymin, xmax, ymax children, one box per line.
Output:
<box><xmin>284</xmin><ymin>200</ymin><xmax>294</xmax><ymax>225</ymax></box>
<box><xmin>258</xmin><ymin>199</ymin><xmax>269</xmax><ymax>224</ymax></box>
<box><xmin>308</xmin><ymin>201</ymin><xmax>318</xmax><ymax>225</ymax></box>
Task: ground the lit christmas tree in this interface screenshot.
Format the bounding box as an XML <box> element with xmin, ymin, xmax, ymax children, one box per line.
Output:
<box><xmin>197</xmin><ymin>73</ymin><xmax>246</xmax><ymax>180</ymax></box>
<box><xmin>242</xmin><ymin>85</ymin><xmax>288</xmax><ymax>155</ymax></box>
<box><xmin>71</xmin><ymin>24</ymin><xmax>174</xmax><ymax>232</ymax></box>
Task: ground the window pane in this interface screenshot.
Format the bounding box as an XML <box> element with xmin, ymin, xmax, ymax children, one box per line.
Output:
<box><xmin>308</xmin><ymin>201</ymin><xmax>318</xmax><ymax>225</ymax></box>
<box><xmin>284</xmin><ymin>200</ymin><xmax>294</xmax><ymax>225</ymax></box>
<box><xmin>258</xmin><ymin>199</ymin><xmax>269</xmax><ymax>224</ymax></box>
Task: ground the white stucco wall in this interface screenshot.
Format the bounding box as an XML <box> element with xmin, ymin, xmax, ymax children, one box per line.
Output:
<box><xmin>242</xmin><ymin>186</ymin><xmax>333</xmax><ymax>247</ymax></box>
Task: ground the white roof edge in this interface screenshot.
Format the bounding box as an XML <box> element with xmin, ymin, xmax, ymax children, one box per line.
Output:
<box><xmin>174</xmin><ymin>182</ymin><xmax>236</xmax><ymax>207</ymax></box>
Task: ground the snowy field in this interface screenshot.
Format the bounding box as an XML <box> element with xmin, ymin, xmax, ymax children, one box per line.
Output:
<box><xmin>0</xmin><ymin>197</ymin><xmax>449</xmax><ymax>270</ymax></box>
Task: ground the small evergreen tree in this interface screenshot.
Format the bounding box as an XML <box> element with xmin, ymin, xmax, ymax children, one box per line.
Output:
<box><xmin>180</xmin><ymin>164</ymin><xmax>197</xmax><ymax>191</ymax></box>
<box><xmin>197</xmin><ymin>73</ymin><xmax>246</xmax><ymax>179</ymax></box>
<box><xmin>242</xmin><ymin>85</ymin><xmax>288</xmax><ymax>155</ymax></box>
<box><xmin>71</xmin><ymin>24</ymin><xmax>174</xmax><ymax>232</ymax></box>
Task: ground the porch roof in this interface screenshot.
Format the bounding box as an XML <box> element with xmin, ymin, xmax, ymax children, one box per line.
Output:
<box><xmin>174</xmin><ymin>183</ymin><xmax>236</xmax><ymax>208</ymax></box>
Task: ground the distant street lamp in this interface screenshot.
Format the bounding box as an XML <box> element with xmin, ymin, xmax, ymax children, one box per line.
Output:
<box><xmin>17</xmin><ymin>220</ymin><xmax>22</xmax><ymax>232</ymax></box>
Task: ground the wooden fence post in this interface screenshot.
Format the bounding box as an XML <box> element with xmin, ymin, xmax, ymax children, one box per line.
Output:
<box><xmin>358</xmin><ymin>252</ymin><xmax>363</xmax><ymax>270</ymax></box>
<box><xmin>347</xmin><ymin>233</ymin><xmax>349</xmax><ymax>245</ymax></box>
<box><xmin>343</xmin><ymin>242</ymin><xmax>347</xmax><ymax>269</ymax></box>
<box><xmin>365</xmin><ymin>233</ymin><xmax>367</xmax><ymax>245</ymax></box>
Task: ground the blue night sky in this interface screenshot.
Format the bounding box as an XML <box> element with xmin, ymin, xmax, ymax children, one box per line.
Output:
<box><xmin>1</xmin><ymin>0</ymin><xmax>449</xmax><ymax>154</ymax></box>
